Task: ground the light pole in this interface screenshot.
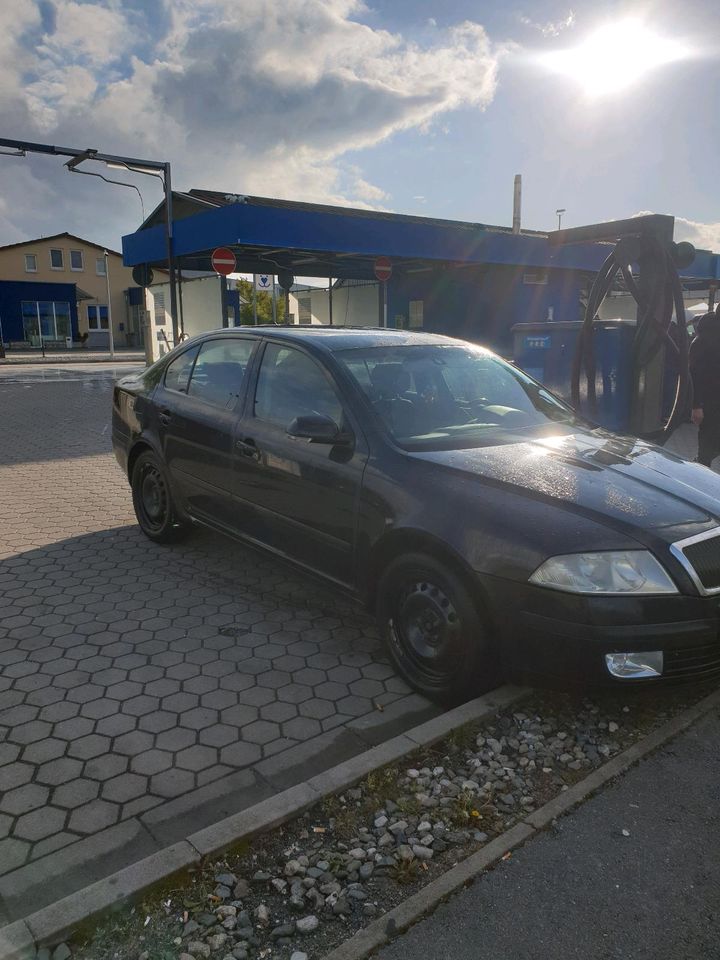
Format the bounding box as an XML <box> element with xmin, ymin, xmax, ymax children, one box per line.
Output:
<box><xmin>103</xmin><ymin>250</ymin><xmax>115</xmax><ymax>360</ymax></box>
<box><xmin>556</xmin><ymin>208</ymin><xmax>566</xmax><ymax>231</ymax></box>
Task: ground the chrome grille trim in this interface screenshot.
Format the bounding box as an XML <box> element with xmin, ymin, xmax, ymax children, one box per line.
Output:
<box><xmin>669</xmin><ymin>527</ymin><xmax>720</xmax><ymax>596</ymax></box>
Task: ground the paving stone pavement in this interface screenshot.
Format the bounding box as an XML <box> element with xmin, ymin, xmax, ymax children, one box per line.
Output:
<box><xmin>0</xmin><ymin>370</ymin><xmax>437</xmax><ymax>924</ymax></box>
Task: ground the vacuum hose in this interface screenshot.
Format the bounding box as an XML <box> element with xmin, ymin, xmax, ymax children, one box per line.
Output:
<box><xmin>570</xmin><ymin>236</ymin><xmax>693</xmax><ymax>443</ymax></box>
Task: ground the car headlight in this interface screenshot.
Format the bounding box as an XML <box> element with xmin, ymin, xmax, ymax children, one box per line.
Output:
<box><xmin>529</xmin><ymin>550</ymin><xmax>678</xmax><ymax>595</ymax></box>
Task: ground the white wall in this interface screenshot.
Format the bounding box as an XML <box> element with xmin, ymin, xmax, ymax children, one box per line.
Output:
<box><xmin>144</xmin><ymin>275</ymin><xmax>230</xmax><ymax>361</ymax></box>
<box><xmin>289</xmin><ymin>282</ymin><xmax>380</xmax><ymax>326</ymax></box>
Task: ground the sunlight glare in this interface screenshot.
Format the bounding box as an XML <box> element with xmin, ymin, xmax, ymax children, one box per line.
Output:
<box><xmin>541</xmin><ymin>19</ymin><xmax>690</xmax><ymax>97</ymax></box>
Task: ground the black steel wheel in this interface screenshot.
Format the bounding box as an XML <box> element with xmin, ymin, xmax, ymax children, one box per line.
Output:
<box><xmin>377</xmin><ymin>552</ymin><xmax>497</xmax><ymax>704</ymax></box>
<box><xmin>131</xmin><ymin>450</ymin><xmax>188</xmax><ymax>543</ymax></box>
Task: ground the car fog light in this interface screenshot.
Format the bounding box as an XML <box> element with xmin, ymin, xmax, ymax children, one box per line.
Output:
<box><xmin>605</xmin><ymin>651</ymin><xmax>663</xmax><ymax>679</ymax></box>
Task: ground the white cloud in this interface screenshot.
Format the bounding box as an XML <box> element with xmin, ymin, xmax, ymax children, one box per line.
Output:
<box><xmin>519</xmin><ymin>9</ymin><xmax>576</xmax><ymax>38</ymax></box>
<box><xmin>0</xmin><ymin>0</ymin><xmax>499</xmax><ymax>249</ymax></box>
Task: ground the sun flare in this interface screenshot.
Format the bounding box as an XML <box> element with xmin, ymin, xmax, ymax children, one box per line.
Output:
<box><xmin>541</xmin><ymin>19</ymin><xmax>690</xmax><ymax>97</ymax></box>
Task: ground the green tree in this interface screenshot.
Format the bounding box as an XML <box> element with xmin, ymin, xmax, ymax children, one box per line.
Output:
<box><xmin>237</xmin><ymin>279</ymin><xmax>285</xmax><ymax>325</ymax></box>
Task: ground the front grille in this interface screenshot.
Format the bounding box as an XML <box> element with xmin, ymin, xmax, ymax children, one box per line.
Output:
<box><xmin>664</xmin><ymin>642</ymin><xmax>720</xmax><ymax>681</ymax></box>
<box><xmin>671</xmin><ymin>530</ymin><xmax>720</xmax><ymax>594</ymax></box>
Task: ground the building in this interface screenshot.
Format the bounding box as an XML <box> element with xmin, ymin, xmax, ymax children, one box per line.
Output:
<box><xmin>289</xmin><ymin>279</ymin><xmax>379</xmax><ymax>326</ymax></box>
<box><xmin>0</xmin><ymin>232</ymin><xmax>140</xmax><ymax>349</ymax></box>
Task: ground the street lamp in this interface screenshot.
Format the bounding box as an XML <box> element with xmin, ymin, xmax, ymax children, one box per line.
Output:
<box><xmin>103</xmin><ymin>250</ymin><xmax>115</xmax><ymax>361</ymax></box>
<box><xmin>556</xmin><ymin>208</ymin><xmax>566</xmax><ymax>231</ymax></box>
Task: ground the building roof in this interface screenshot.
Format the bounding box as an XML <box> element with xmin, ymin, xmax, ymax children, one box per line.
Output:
<box><xmin>0</xmin><ymin>232</ymin><xmax>123</xmax><ymax>258</ymax></box>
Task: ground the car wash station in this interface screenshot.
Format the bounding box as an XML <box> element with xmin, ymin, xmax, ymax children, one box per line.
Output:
<box><xmin>122</xmin><ymin>189</ymin><xmax>720</xmax><ymax>440</ymax></box>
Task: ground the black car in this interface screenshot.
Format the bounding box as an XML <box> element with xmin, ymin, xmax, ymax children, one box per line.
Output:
<box><xmin>113</xmin><ymin>327</ymin><xmax>720</xmax><ymax>702</ymax></box>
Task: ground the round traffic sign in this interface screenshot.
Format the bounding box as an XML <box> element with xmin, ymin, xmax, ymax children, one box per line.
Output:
<box><xmin>211</xmin><ymin>247</ymin><xmax>237</xmax><ymax>276</ymax></box>
<box><xmin>374</xmin><ymin>256</ymin><xmax>392</xmax><ymax>282</ymax></box>
<box><xmin>132</xmin><ymin>263</ymin><xmax>154</xmax><ymax>287</ymax></box>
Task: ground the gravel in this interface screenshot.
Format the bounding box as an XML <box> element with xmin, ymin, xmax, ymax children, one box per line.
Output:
<box><xmin>66</xmin><ymin>684</ymin><xmax>715</xmax><ymax>960</ymax></box>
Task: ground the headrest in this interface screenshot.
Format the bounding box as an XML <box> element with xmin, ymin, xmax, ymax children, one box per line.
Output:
<box><xmin>370</xmin><ymin>363</ymin><xmax>411</xmax><ymax>397</ymax></box>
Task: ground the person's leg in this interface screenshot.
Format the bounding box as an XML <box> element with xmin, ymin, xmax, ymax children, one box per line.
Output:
<box><xmin>697</xmin><ymin>416</ymin><xmax>720</xmax><ymax>467</ymax></box>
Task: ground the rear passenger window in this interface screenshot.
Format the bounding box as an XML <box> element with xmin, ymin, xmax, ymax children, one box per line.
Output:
<box><xmin>164</xmin><ymin>346</ymin><xmax>199</xmax><ymax>393</ymax></box>
<box><xmin>187</xmin><ymin>338</ymin><xmax>256</xmax><ymax>409</ymax></box>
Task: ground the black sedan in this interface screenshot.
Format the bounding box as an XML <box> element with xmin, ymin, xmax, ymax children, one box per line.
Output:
<box><xmin>113</xmin><ymin>327</ymin><xmax>720</xmax><ymax>702</ymax></box>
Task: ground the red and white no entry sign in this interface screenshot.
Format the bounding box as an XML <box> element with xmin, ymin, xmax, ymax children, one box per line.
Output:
<box><xmin>211</xmin><ymin>247</ymin><xmax>237</xmax><ymax>276</ymax></box>
<box><xmin>374</xmin><ymin>256</ymin><xmax>392</xmax><ymax>282</ymax></box>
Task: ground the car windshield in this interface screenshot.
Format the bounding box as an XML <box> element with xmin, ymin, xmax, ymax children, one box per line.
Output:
<box><xmin>337</xmin><ymin>343</ymin><xmax>579</xmax><ymax>450</ymax></box>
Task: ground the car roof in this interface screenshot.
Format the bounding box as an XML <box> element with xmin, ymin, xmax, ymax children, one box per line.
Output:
<box><xmin>190</xmin><ymin>326</ymin><xmax>472</xmax><ymax>353</ymax></box>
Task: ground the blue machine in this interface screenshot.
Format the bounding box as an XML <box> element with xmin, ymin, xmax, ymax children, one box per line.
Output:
<box><xmin>513</xmin><ymin>320</ymin><xmax>636</xmax><ymax>432</ymax></box>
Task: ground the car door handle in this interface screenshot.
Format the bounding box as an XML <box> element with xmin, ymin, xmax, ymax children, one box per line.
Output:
<box><xmin>236</xmin><ymin>437</ymin><xmax>260</xmax><ymax>460</ymax></box>
<box><xmin>158</xmin><ymin>410</ymin><xmax>172</xmax><ymax>426</ymax></box>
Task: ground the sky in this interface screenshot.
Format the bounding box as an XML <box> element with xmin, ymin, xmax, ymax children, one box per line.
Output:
<box><xmin>0</xmin><ymin>0</ymin><xmax>718</xmax><ymax>253</ymax></box>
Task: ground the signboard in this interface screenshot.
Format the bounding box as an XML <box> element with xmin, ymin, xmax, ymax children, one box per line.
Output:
<box><xmin>211</xmin><ymin>247</ymin><xmax>237</xmax><ymax>276</ymax></box>
<box><xmin>374</xmin><ymin>256</ymin><xmax>392</xmax><ymax>282</ymax></box>
<box><xmin>132</xmin><ymin>264</ymin><xmax>154</xmax><ymax>287</ymax></box>
<box><xmin>255</xmin><ymin>274</ymin><xmax>273</xmax><ymax>291</ymax></box>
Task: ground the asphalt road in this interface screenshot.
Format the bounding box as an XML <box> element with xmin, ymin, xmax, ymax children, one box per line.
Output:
<box><xmin>378</xmin><ymin>706</ymin><xmax>720</xmax><ymax>960</ymax></box>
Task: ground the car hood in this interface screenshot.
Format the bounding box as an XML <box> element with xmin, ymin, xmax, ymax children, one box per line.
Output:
<box><xmin>411</xmin><ymin>428</ymin><xmax>720</xmax><ymax>539</ymax></box>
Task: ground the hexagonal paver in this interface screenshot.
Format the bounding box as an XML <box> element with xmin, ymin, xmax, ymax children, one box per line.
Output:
<box><xmin>36</xmin><ymin>757</ymin><xmax>83</xmax><ymax>785</ymax></box>
<box><xmin>198</xmin><ymin>724</ymin><xmax>239</xmax><ymax>748</ymax></box>
<box><xmin>14</xmin><ymin>806</ymin><xmax>67</xmax><ymax>842</ymax></box>
<box><xmin>106</xmin><ymin>680</ymin><xmax>143</xmax><ymax>701</ymax></box>
<box><xmin>138</xmin><ymin>711</ymin><xmax>177</xmax><ymax>734</ymax></box>
<box><xmin>349</xmin><ymin>678</ymin><xmax>385</xmax><ymax>698</ymax></box>
<box><xmin>260</xmin><ymin>702</ymin><xmax>298</xmax><ymax>724</ymax></box>
<box><xmin>113</xmin><ymin>731</ymin><xmax>154</xmax><ymax>756</ymax></box>
<box><xmin>149</xmin><ymin>768</ymin><xmax>195</xmax><ymax>798</ymax></box>
<box><xmin>241</xmin><ymin>720</ymin><xmax>280</xmax><ymax>745</ymax></box>
<box><xmin>53</xmin><ymin>778</ymin><xmax>100</xmax><ymax>808</ymax></box>
<box><xmin>130</xmin><ymin>749</ymin><xmax>173</xmax><ymax>776</ymax></box>
<box><xmin>183</xmin><ymin>676</ymin><xmax>218</xmax><ymax>696</ymax></box>
<box><xmin>144</xmin><ymin>678</ymin><xmax>181</xmax><ymax>699</ymax></box>
<box><xmin>8</xmin><ymin>720</ymin><xmax>53</xmax><ymax>745</ymax></box>
<box><xmin>282</xmin><ymin>716</ymin><xmax>322</xmax><ymax>740</ymax></box>
<box><xmin>179</xmin><ymin>707</ymin><xmax>218</xmax><ymax>731</ymax></box>
<box><xmin>0</xmin><ymin>783</ymin><xmax>49</xmax><ymax>815</ymax></box>
<box><xmin>83</xmin><ymin>754</ymin><xmax>129</xmax><ymax>781</ymax></box>
<box><xmin>0</xmin><ymin>837</ymin><xmax>30</xmax><ymax>872</ymax></box>
<box><xmin>102</xmin><ymin>773</ymin><xmax>148</xmax><ymax>803</ymax></box>
<box><xmin>220</xmin><ymin>742</ymin><xmax>262</xmax><ymax>768</ymax></box>
<box><xmin>0</xmin><ymin>761</ymin><xmax>34</xmax><ymax>791</ymax></box>
<box><xmin>54</xmin><ymin>717</ymin><xmax>94</xmax><ymax>740</ymax></box>
<box><xmin>155</xmin><ymin>727</ymin><xmax>196</xmax><ymax>752</ymax></box>
<box><xmin>277</xmin><ymin>683</ymin><xmax>313</xmax><ymax>705</ymax></box>
<box><xmin>220</xmin><ymin>704</ymin><xmax>258</xmax><ymax>727</ymax></box>
<box><xmin>96</xmin><ymin>714</ymin><xmax>136</xmax><ymax>738</ymax></box>
<box><xmin>176</xmin><ymin>745</ymin><xmax>217</xmax><ymax>772</ymax></box>
<box><xmin>0</xmin><ymin>743</ymin><xmax>22</xmax><ymax>767</ymax></box>
<box><xmin>80</xmin><ymin>699</ymin><xmax>118</xmax><ymax>720</ymax></box>
<box><xmin>299</xmin><ymin>698</ymin><xmax>337</xmax><ymax>721</ymax></box>
<box><xmin>66</xmin><ymin>682</ymin><xmax>106</xmax><ymax>704</ymax></box>
<box><xmin>314</xmin><ymin>681</ymin><xmax>349</xmax><ymax>701</ymax></box>
<box><xmin>68</xmin><ymin>799</ymin><xmax>120</xmax><ymax>834</ymax></box>
<box><xmin>122</xmin><ymin>695</ymin><xmax>160</xmax><ymax>717</ymax></box>
<box><xmin>67</xmin><ymin>734</ymin><xmax>112</xmax><ymax>761</ymax></box>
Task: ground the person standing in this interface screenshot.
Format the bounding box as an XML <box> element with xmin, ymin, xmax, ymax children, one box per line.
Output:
<box><xmin>690</xmin><ymin>306</ymin><xmax>720</xmax><ymax>467</ymax></box>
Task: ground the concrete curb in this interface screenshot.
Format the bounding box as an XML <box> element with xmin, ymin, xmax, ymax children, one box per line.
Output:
<box><xmin>0</xmin><ymin>685</ymin><xmax>530</xmax><ymax>958</ymax></box>
<box><xmin>319</xmin><ymin>685</ymin><xmax>720</xmax><ymax>960</ymax></box>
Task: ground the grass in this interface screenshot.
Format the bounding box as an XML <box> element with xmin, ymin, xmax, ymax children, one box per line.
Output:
<box><xmin>389</xmin><ymin>857</ymin><xmax>420</xmax><ymax>885</ymax></box>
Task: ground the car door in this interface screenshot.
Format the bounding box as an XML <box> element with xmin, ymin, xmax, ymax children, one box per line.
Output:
<box><xmin>155</xmin><ymin>336</ymin><xmax>258</xmax><ymax>527</ymax></box>
<box><xmin>231</xmin><ymin>340</ymin><xmax>368</xmax><ymax>585</ymax></box>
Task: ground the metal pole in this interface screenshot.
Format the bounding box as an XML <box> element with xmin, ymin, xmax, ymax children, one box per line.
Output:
<box><xmin>253</xmin><ymin>276</ymin><xmax>258</xmax><ymax>325</ymax></box>
<box><xmin>164</xmin><ymin>162</ymin><xmax>179</xmax><ymax>346</ymax></box>
<box><xmin>178</xmin><ymin>268</ymin><xmax>185</xmax><ymax>338</ymax></box>
<box><xmin>328</xmin><ymin>278</ymin><xmax>333</xmax><ymax>326</ymax></box>
<box><xmin>383</xmin><ymin>280</ymin><xmax>388</xmax><ymax>328</ymax></box>
<box><xmin>104</xmin><ymin>250</ymin><xmax>115</xmax><ymax>360</ymax></box>
<box><xmin>271</xmin><ymin>277</ymin><xmax>277</xmax><ymax>325</ymax></box>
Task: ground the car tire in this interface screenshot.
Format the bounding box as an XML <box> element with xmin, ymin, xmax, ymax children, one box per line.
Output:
<box><xmin>131</xmin><ymin>450</ymin><xmax>189</xmax><ymax>544</ymax></box>
<box><xmin>377</xmin><ymin>552</ymin><xmax>498</xmax><ymax>705</ymax></box>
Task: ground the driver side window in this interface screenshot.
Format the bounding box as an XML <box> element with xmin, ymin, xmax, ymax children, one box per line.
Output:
<box><xmin>254</xmin><ymin>344</ymin><xmax>343</xmax><ymax>428</ymax></box>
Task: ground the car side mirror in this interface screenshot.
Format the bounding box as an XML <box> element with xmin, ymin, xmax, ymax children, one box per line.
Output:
<box><xmin>287</xmin><ymin>414</ymin><xmax>350</xmax><ymax>444</ymax></box>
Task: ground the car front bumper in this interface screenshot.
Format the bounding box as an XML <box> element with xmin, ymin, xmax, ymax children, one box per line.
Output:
<box><xmin>481</xmin><ymin>575</ymin><xmax>720</xmax><ymax>686</ymax></box>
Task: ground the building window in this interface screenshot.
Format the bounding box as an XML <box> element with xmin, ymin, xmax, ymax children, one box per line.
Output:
<box><xmin>88</xmin><ymin>304</ymin><xmax>109</xmax><ymax>331</ymax></box>
<box><xmin>24</xmin><ymin>254</ymin><xmax>37</xmax><ymax>272</ymax></box>
<box><xmin>50</xmin><ymin>248</ymin><xmax>64</xmax><ymax>270</ymax></box>
<box><xmin>21</xmin><ymin>301</ymin><xmax>71</xmax><ymax>343</ymax></box>
<box><xmin>153</xmin><ymin>290</ymin><xmax>166</xmax><ymax>326</ymax></box>
<box><xmin>70</xmin><ymin>250</ymin><xmax>84</xmax><ymax>271</ymax></box>
<box><xmin>96</xmin><ymin>257</ymin><xmax>106</xmax><ymax>276</ymax></box>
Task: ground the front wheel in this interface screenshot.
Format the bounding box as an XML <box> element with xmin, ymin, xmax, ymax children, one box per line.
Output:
<box><xmin>131</xmin><ymin>450</ymin><xmax>188</xmax><ymax>544</ymax></box>
<box><xmin>376</xmin><ymin>552</ymin><xmax>498</xmax><ymax>705</ymax></box>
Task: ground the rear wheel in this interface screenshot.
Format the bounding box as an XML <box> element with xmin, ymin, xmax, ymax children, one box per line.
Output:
<box><xmin>377</xmin><ymin>552</ymin><xmax>498</xmax><ymax>705</ymax></box>
<box><xmin>131</xmin><ymin>450</ymin><xmax>188</xmax><ymax>544</ymax></box>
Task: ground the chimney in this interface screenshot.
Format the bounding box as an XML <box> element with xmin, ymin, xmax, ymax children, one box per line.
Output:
<box><xmin>512</xmin><ymin>175</ymin><xmax>522</xmax><ymax>234</ymax></box>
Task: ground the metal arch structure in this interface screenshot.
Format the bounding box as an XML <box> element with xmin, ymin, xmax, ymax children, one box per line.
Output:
<box><xmin>0</xmin><ymin>137</ymin><xmax>180</xmax><ymax>344</ymax></box>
